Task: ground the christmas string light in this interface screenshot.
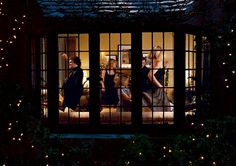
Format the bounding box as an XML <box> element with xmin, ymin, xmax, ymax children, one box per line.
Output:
<box><xmin>125</xmin><ymin>161</ymin><xmax>130</xmax><ymax>166</ymax></box>
<box><xmin>221</xmin><ymin>24</ymin><xmax>236</xmax><ymax>90</ymax></box>
<box><xmin>0</xmin><ymin>0</ymin><xmax>27</xmax><ymax>70</ymax></box>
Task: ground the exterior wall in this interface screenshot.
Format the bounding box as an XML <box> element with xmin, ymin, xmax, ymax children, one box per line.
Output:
<box><xmin>3</xmin><ymin>0</ymin><xmax>236</xmax><ymax>132</ymax></box>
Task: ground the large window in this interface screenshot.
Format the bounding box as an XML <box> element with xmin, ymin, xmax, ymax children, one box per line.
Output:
<box><xmin>38</xmin><ymin>37</ymin><xmax>48</xmax><ymax>119</ymax></box>
<box><xmin>31</xmin><ymin>37</ymin><xmax>48</xmax><ymax>119</ymax></box>
<box><xmin>58</xmin><ymin>34</ymin><xmax>89</xmax><ymax>124</ymax></box>
<box><xmin>142</xmin><ymin>32</ymin><xmax>174</xmax><ymax>124</ymax></box>
<box><xmin>185</xmin><ymin>34</ymin><xmax>196</xmax><ymax>114</ymax></box>
<box><xmin>32</xmin><ymin>31</ymin><xmax>208</xmax><ymax>128</ymax></box>
<box><xmin>99</xmin><ymin>33</ymin><xmax>132</xmax><ymax>124</ymax></box>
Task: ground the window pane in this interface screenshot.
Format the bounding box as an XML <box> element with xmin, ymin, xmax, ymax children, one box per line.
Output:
<box><xmin>164</xmin><ymin>32</ymin><xmax>174</xmax><ymax>49</ymax></box>
<box><xmin>111</xmin><ymin>33</ymin><xmax>120</xmax><ymax>51</ymax></box>
<box><xmin>153</xmin><ymin>32</ymin><xmax>163</xmax><ymax>48</ymax></box>
<box><xmin>100</xmin><ymin>33</ymin><xmax>109</xmax><ymax>51</ymax></box>
<box><xmin>79</xmin><ymin>34</ymin><xmax>89</xmax><ymax>51</ymax></box>
<box><xmin>121</xmin><ymin>33</ymin><xmax>131</xmax><ymax>45</ymax></box>
<box><xmin>142</xmin><ymin>32</ymin><xmax>151</xmax><ymax>50</ymax></box>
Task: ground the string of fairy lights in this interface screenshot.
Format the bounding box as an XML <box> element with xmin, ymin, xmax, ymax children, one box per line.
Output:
<box><xmin>4</xmin><ymin>98</ymin><xmax>67</xmax><ymax>165</ymax></box>
<box><xmin>4</xmin><ymin>120</ymin><xmax>66</xmax><ymax>166</ymax></box>
<box><xmin>1</xmin><ymin>120</ymin><xmax>225</xmax><ymax>165</ymax></box>
<box><xmin>0</xmin><ymin>0</ymin><xmax>26</xmax><ymax>70</ymax></box>
<box><xmin>121</xmin><ymin>122</ymin><xmax>219</xmax><ymax>166</ymax></box>
<box><xmin>221</xmin><ymin>26</ymin><xmax>235</xmax><ymax>89</ymax></box>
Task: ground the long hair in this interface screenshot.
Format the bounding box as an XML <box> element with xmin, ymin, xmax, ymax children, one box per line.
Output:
<box><xmin>148</xmin><ymin>46</ymin><xmax>162</xmax><ymax>61</ymax></box>
<box><xmin>106</xmin><ymin>59</ymin><xmax>116</xmax><ymax>69</ymax></box>
<box><xmin>148</xmin><ymin>46</ymin><xmax>163</xmax><ymax>68</ymax></box>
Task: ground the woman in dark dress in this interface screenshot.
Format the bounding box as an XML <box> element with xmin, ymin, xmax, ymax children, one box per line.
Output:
<box><xmin>102</xmin><ymin>59</ymin><xmax>119</xmax><ymax>105</ymax></box>
<box><xmin>142</xmin><ymin>46</ymin><xmax>173</xmax><ymax>112</ymax></box>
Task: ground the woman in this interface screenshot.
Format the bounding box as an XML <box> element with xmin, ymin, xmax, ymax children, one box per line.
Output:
<box><xmin>142</xmin><ymin>46</ymin><xmax>173</xmax><ymax>112</ymax></box>
<box><xmin>101</xmin><ymin>59</ymin><xmax>119</xmax><ymax>106</ymax></box>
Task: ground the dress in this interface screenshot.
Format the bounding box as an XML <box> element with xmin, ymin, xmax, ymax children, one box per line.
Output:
<box><xmin>117</xmin><ymin>86</ymin><xmax>131</xmax><ymax>112</ymax></box>
<box><xmin>142</xmin><ymin>69</ymin><xmax>172</xmax><ymax>112</ymax></box>
<box><xmin>141</xmin><ymin>65</ymin><xmax>151</xmax><ymax>91</ymax></box>
<box><xmin>62</xmin><ymin>67</ymin><xmax>83</xmax><ymax>110</ymax></box>
<box><xmin>103</xmin><ymin>71</ymin><xmax>119</xmax><ymax>105</ymax></box>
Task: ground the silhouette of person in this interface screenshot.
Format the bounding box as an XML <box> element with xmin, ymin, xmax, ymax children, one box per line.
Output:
<box><xmin>101</xmin><ymin>59</ymin><xmax>119</xmax><ymax>106</ymax></box>
<box><xmin>62</xmin><ymin>57</ymin><xmax>83</xmax><ymax>111</ymax></box>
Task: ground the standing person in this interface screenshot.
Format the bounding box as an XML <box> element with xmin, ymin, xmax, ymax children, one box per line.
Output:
<box><xmin>141</xmin><ymin>57</ymin><xmax>151</xmax><ymax>92</ymax></box>
<box><xmin>117</xmin><ymin>76</ymin><xmax>132</xmax><ymax>112</ymax></box>
<box><xmin>142</xmin><ymin>46</ymin><xmax>173</xmax><ymax>111</ymax></box>
<box><xmin>62</xmin><ymin>57</ymin><xmax>84</xmax><ymax>111</ymax></box>
<box><xmin>101</xmin><ymin>59</ymin><xmax>119</xmax><ymax>106</ymax></box>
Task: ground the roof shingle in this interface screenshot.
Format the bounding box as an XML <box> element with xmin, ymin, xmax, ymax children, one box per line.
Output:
<box><xmin>36</xmin><ymin>0</ymin><xmax>196</xmax><ymax>18</ymax></box>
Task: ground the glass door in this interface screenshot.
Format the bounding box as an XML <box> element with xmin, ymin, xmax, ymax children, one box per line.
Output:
<box><xmin>58</xmin><ymin>33</ymin><xmax>90</xmax><ymax>124</ymax></box>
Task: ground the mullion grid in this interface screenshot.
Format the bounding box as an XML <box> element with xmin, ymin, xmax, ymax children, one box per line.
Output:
<box><xmin>40</xmin><ymin>37</ymin><xmax>48</xmax><ymax>119</ymax></box>
<box><xmin>142</xmin><ymin>32</ymin><xmax>174</xmax><ymax>124</ymax></box>
<box><xmin>185</xmin><ymin>34</ymin><xmax>196</xmax><ymax>112</ymax></box>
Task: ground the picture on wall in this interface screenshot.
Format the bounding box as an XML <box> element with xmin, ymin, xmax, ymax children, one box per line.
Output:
<box><xmin>118</xmin><ymin>44</ymin><xmax>131</xmax><ymax>68</ymax></box>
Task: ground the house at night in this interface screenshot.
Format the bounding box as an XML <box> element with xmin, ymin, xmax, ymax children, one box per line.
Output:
<box><xmin>2</xmin><ymin>0</ymin><xmax>236</xmax><ymax>134</ymax></box>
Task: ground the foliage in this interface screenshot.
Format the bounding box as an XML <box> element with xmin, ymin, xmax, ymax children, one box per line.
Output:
<box><xmin>117</xmin><ymin>118</ymin><xmax>236</xmax><ymax>166</ymax></box>
<box><xmin>0</xmin><ymin>82</ymin><xmax>96</xmax><ymax>165</ymax></box>
<box><xmin>117</xmin><ymin>134</ymin><xmax>158</xmax><ymax>166</ymax></box>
